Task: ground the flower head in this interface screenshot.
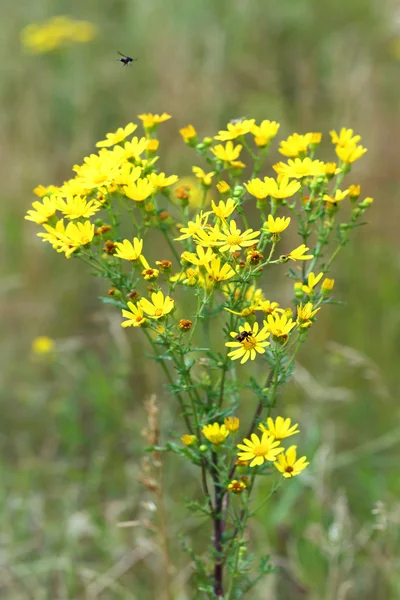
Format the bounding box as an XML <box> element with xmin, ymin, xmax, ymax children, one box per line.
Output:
<box><xmin>336</xmin><ymin>143</ymin><xmax>367</xmax><ymax>164</ymax></box>
<box><xmin>181</xmin><ymin>434</ymin><xmax>196</xmax><ymax>446</ymax></box>
<box><xmin>263</xmin><ymin>215</ymin><xmax>291</xmax><ymax>234</ymax></box>
<box><xmin>297</xmin><ymin>302</ymin><xmax>320</xmax><ymax>328</ymax></box>
<box><xmin>114</xmin><ymin>238</ymin><xmax>144</xmax><ymax>262</ymax></box>
<box><xmin>264</xmin><ymin>313</ymin><xmax>296</xmax><ymax>340</ymax></box>
<box><xmin>149</xmin><ymin>172</ymin><xmax>179</xmax><ymax>188</ymax></box>
<box><xmin>202</xmin><ymin>423</ymin><xmax>229</xmax><ymax>445</ymax></box>
<box><xmin>211</xmin><ymin>198</ymin><xmax>236</xmax><ymax>220</ymax></box>
<box><xmin>279</xmin><ymin>133</ymin><xmax>313</xmax><ymax>157</ymax></box>
<box><xmin>211</xmin><ymin>141</ymin><xmax>242</xmax><ymax>164</ymax></box>
<box><xmin>213</xmin><ymin>219</ymin><xmax>260</xmax><ymax>253</ymax></box>
<box><xmin>237</xmin><ymin>432</ymin><xmax>283</xmax><ymax>467</ymax></box>
<box><xmin>330</xmin><ymin>128</ymin><xmax>361</xmax><ymax>147</ymax></box>
<box><xmin>274</xmin><ymin>446</ymin><xmax>309</xmax><ymax>478</ymax></box>
<box><xmin>215</xmin><ymin>119</ymin><xmax>255</xmax><ymax>141</ymax></box>
<box><xmin>192</xmin><ymin>166</ymin><xmax>215</xmax><ymax>186</ymax></box>
<box><xmin>32</xmin><ymin>336</ymin><xmax>55</xmax><ymax>354</ymax></box>
<box><xmin>227</xmin><ymin>480</ymin><xmax>247</xmax><ymax>493</ymax></box>
<box><xmin>180</xmin><ymin>124</ymin><xmax>197</xmax><ymax>143</ymax></box>
<box><xmin>323</xmin><ymin>189</ymin><xmax>349</xmax><ymax>204</ymax></box>
<box><xmin>285</xmin><ymin>244</ymin><xmax>314</xmax><ymax>261</ymax></box>
<box><xmin>121</xmin><ymin>302</ymin><xmax>147</xmax><ymax>328</ymax></box>
<box><xmin>322</xmin><ymin>278</ymin><xmax>335</xmax><ymax>293</ymax></box>
<box><xmin>259</xmin><ymin>416</ymin><xmax>299</xmax><ymax>440</ymax></box>
<box><xmin>138</xmin><ymin>112</ymin><xmax>171</xmax><ymax>129</ymax></box>
<box><xmin>139</xmin><ymin>291</ymin><xmax>174</xmax><ymax>319</ymax></box>
<box><xmin>301</xmin><ymin>271</ymin><xmax>323</xmax><ymax>294</ymax></box>
<box><xmin>205</xmin><ymin>257</ymin><xmax>235</xmax><ymax>282</ymax></box>
<box><xmin>251</xmin><ymin>120</ymin><xmax>280</xmax><ymax>147</ymax></box>
<box><xmin>225</xmin><ymin>322</ymin><xmax>270</xmax><ymax>364</ymax></box>
<box><xmin>224</xmin><ymin>416</ymin><xmax>240</xmax><ymax>432</ymax></box>
<box><xmin>124</xmin><ymin>178</ymin><xmax>155</xmax><ymax>202</ymax></box>
<box><xmin>25</xmin><ymin>196</ymin><xmax>57</xmax><ymax>224</ymax></box>
<box><xmin>175</xmin><ymin>211</ymin><xmax>210</xmax><ymax>241</ymax></box>
<box><xmin>56</xmin><ymin>195</ymin><xmax>101</xmax><ymax>220</ymax></box>
<box><xmin>273</xmin><ymin>158</ymin><xmax>326</xmax><ymax>179</ymax></box>
<box><xmin>96</xmin><ymin>122</ymin><xmax>137</xmax><ymax>148</ymax></box>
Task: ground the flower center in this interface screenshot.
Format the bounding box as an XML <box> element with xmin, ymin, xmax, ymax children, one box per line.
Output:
<box><xmin>94</xmin><ymin>174</ymin><xmax>108</xmax><ymax>184</ymax></box>
<box><xmin>253</xmin><ymin>444</ymin><xmax>269</xmax><ymax>457</ymax></box>
<box><xmin>226</xmin><ymin>234</ymin><xmax>243</xmax><ymax>246</ymax></box>
<box><xmin>242</xmin><ymin>336</ymin><xmax>257</xmax><ymax>350</ymax></box>
<box><xmin>154</xmin><ymin>308</ymin><xmax>163</xmax><ymax>317</ymax></box>
<box><xmin>135</xmin><ymin>316</ymin><xmax>143</xmax><ymax>323</ymax></box>
<box><xmin>285</xmin><ymin>466</ymin><xmax>294</xmax><ymax>473</ymax></box>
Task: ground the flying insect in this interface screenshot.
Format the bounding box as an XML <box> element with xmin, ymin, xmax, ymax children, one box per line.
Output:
<box><xmin>117</xmin><ymin>51</ymin><xmax>137</xmax><ymax>66</ymax></box>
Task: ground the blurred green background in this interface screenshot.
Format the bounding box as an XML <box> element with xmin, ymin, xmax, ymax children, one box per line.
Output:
<box><xmin>2</xmin><ymin>0</ymin><xmax>400</xmax><ymax>598</ymax></box>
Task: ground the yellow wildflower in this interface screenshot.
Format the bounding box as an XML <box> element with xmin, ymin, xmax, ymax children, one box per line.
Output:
<box><xmin>225</xmin><ymin>322</ymin><xmax>270</xmax><ymax>364</ymax></box>
<box><xmin>297</xmin><ymin>302</ymin><xmax>320</xmax><ymax>328</ymax></box>
<box><xmin>211</xmin><ymin>198</ymin><xmax>236</xmax><ymax>220</ymax></box>
<box><xmin>124</xmin><ymin>178</ymin><xmax>155</xmax><ymax>202</ymax></box>
<box><xmin>32</xmin><ymin>336</ymin><xmax>55</xmax><ymax>354</ymax></box>
<box><xmin>323</xmin><ymin>189</ymin><xmax>349</xmax><ymax>204</ymax></box>
<box><xmin>181</xmin><ymin>434</ymin><xmax>197</xmax><ymax>446</ymax></box>
<box><xmin>182</xmin><ymin>246</ymin><xmax>215</xmax><ymax>266</ymax></box>
<box><xmin>121</xmin><ymin>302</ymin><xmax>147</xmax><ymax>328</ymax></box>
<box><xmin>192</xmin><ymin>166</ymin><xmax>215</xmax><ymax>186</ymax></box>
<box><xmin>330</xmin><ymin>128</ymin><xmax>361</xmax><ymax>147</ymax></box>
<box><xmin>286</xmin><ymin>244</ymin><xmax>314</xmax><ymax>261</ymax></box>
<box><xmin>213</xmin><ymin>220</ymin><xmax>260</xmax><ymax>253</ymax></box>
<box><xmin>96</xmin><ymin>122</ymin><xmax>137</xmax><ymax>148</ymax></box>
<box><xmin>114</xmin><ymin>238</ymin><xmax>143</xmax><ymax>262</ymax></box>
<box><xmin>335</xmin><ymin>143</ymin><xmax>367</xmax><ymax>164</ymax></box>
<box><xmin>202</xmin><ymin>423</ymin><xmax>229</xmax><ymax>445</ymax></box>
<box><xmin>279</xmin><ymin>133</ymin><xmax>313</xmax><ymax>157</ymax></box>
<box><xmin>237</xmin><ymin>433</ymin><xmax>283</xmax><ymax>467</ymax></box>
<box><xmin>56</xmin><ymin>195</ymin><xmax>100</xmax><ymax>220</ymax></box>
<box><xmin>301</xmin><ymin>271</ymin><xmax>323</xmax><ymax>294</ymax></box>
<box><xmin>348</xmin><ymin>184</ymin><xmax>361</xmax><ymax>200</ymax></box>
<box><xmin>37</xmin><ymin>219</ymin><xmax>66</xmax><ymax>248</ymax></box>
<box><xmin>139</xmin><ymin>291</ymin><xmax>174</xmax><ymax>319</ymax></box>
<box><xmin>264</xmin><ymin>313</ymin><xmax>296</xmax><ymax>339</ymax></box>
<box><xmin>217</xmin><ymin>181</ymin><xmax>230</xmax><ymax>194</ymax></box>
<box><xmin>214</xmin><ymin>119</ymin><xmax>255</xmax><ymax>141</ymax></box>
<box><xmin>180</xmin><ymin>124</ymin><xmax>197</xmax><ymax>142</ymax></box>
<box><xmin>251</xmin><ymin>120</ymin><xmax>280</xmax><ymax>147</ymax></box>
<box><xmin>224</xmin><ymin>416</ymin><xmax>240</xmax><ymax>432</ymax></box>
<box><xmin>141</xmin><ymin>257</ymin><xmax>159</xmax><ymax>280</ymax></box>
<box><xmin>33</xmin><ymin>184</ymin><xmax>59</xmax><ymax>198</ymax></box>
<box><xmin>211</xmin><ymin>141</ymin><xmax>242</xmax><ymax>164</ymax></box>
<box><xmin>321</xmin><ymin>278</ymin><xmax>335</xmax><ymax>293</ymax></box>
<box><xmin>25</xmin><ymin>196</ymin><xmax>57</xmax><ymax>224</ymax></box>
<box><xmin>148</xmin><ymin>172</ymin><xmax>179</xmax><ymax>188</ymax></box>
<box><xmin>255</xmin><ymin>300</ymin><xmax>283</xmax><ymax>316</ymax></box>
<box><xmin>263</xmin><ymin>215</ymin><xmax>291</xmax><ymax>234</ymax></box>
<box><xmin>146</xmin><ymin>139</ymin><xmax>159</xmax><ymax>152</ymax></box>
<box><xmin>273</xmin><ymin>158</ymin><xmax>326</xmax><ymax>179</ymax></box>
<box><xmin>138</xmin><ymin>112</ymin><xmax>171</xmax><ymax>129</ymax></box>
<box><xmin>259</xmin><ymin>416</ymin><xmax>299</xmax><ymax>440</ymax></box>
<box><xmin>175</xmin><ymin>211</ymin><xmax>210</xmax><ymax>241</ymax></box>
<box><xmin>227</xmin><ymin>480</ymin><xmax>247</xmax><ymax>493</ymax></box>
<box><xmin>120</xmin><ymin>137</ymin><xmax>148</xmax><ymax>160</ymax></box>
<box><xmin>205</xmin><ymin>257</ymin><xmax>235</xmax><ymax>282</ymax></box>
<box><xmin>274</xmin><ymin>446</ymin><xmax>309</xmax><ymax>478</ymax></box>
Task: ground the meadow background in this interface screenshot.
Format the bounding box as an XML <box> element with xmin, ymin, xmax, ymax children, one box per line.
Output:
<box><xmin>1</xmin><ymin>0</ymin><xmax>400</xmax><ymax>598</ymax></box>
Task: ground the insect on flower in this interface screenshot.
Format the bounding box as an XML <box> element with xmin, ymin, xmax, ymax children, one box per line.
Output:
<box><xmin>117</xmin><ymin>51</ymin><xmax>137</xmax><ymax>66</ymax></box>
<box><xmin>235</xmin><ymin>330</ymin><xmax>252</xmax><ymax>343</ymax></box>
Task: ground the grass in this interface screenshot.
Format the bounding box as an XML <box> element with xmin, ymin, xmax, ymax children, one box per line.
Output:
<box><xmin>2</xmin><ymin>0</ymin><xmax>400</xmax><ymax>597</ymax></box>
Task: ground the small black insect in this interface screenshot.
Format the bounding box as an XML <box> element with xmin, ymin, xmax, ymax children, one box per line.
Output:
<box><xmin>117</xmin><ymin>51</ymin><xmax>137</xmax><ymax>66</ymax></box>
<box><xmin>235</xmin><ymin>330</ymin><xmax>252</xmax><ymax>343</ymax></box>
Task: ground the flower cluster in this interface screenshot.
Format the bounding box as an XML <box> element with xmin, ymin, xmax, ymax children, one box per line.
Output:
<box><xmin>26</xmin><ymin>116</ymin><xmax>372</xmax><ymax>594</ymax></box>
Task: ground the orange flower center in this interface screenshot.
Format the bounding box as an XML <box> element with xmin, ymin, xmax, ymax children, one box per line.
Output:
<box><xmin>242</xmin><ymin>336</ymin><xmax>257</xmax><ymax>350</ymax></box>
<box><xmin>154</xmin><ymin>308</ymin><xmax>163</xmax><ymax>317</ymax></box>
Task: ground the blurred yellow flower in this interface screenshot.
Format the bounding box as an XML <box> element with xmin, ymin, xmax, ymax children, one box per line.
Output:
<box><xmin>138</xmin><ymin>113</ymin><xmax>171</xmax><ymax>129</ymax></box>
<box><xmin>263</xmin><ymin>215</ymin><xmax>291</xmax><ymax>234</ymax></box>
<box><xmin>224</xmin><ymin>416</ymin><xmax>240</xmax><ymax>432</ymax></box>
<box><xmin>202</xmin><ymin>423</ymin><xmax>229</xmax><ymax>445</ymax></box>
<box><xmin>217</xmin><ymin>181</ymin><xmax>230</xmax><ymax>194</ymax></box>
<box><xmin>149</xmin><ymin>172</ymin><xmax>179</xmax><ymax>188</ymax></box>
<box><xmin>124</xmin><ymin>178</ymin><xmax>155</xmax><ymax>202</ymax></box>
<box><xmin>211</xmin><ymin>198</ymin><xmax>236</xmax><ymax>220</ymax></box>
<box><xmin>96</xmin><ymin>123</ymin><xmax>137</xmax><ymax>148</ymax></box>
<box><xmin>279</xmin><ymin>133</ymin><xmax>313</xmax><ymax>157</ymax></box>
<box><xmin>301</xmin><ymin>271</ymin><xmax>323</xmax><ymax>294</ymax></box>
<box><xmin>139</xmin><ymin>291</ymin><xmax>174</xmax><ymax>319</ymax></box>
<box><xmin>56</xmin><ymin>195</ymin><xmax>101</xmax><ymax>220</ymax></box>
<box><xmin>227</xmin><ymin>480</ymin><xmax>247</xmax><ymax>493</ymax></box>
<box><xmin>21</xmin><ymin>16</ymin><xmax>97</xmax><ymax>54</ymax></box>
<box><xmin>175</xmin><ymin>211</ymin><xmax>210</xmax><ymax>241</ymax></box>
<box><xmin>215</xmin><ymin>119</ymin><xmax>255</xmax><ymax>141</ymax></box>
<box><xmin>180</xmin><ymin>124</ymin><xmax>197</xmax><ymax>142</ymax></box>
<box><xmin>335</xmin><ymin>143</ymin><xmax>367</xmax><ymax>164</ymax></box>
<box><xmin>273</xmin><ymin>158</ymin><xmax>326</xmax><ymax>179</ymax></box>
<box><xmin>297</xmin><ymin>302</ymin><xmax>320</xmax><ymax>328</ymax></box>
<box><xmin>259</xmin><ymin>416</ymin><xmax>299</xmax><ymax>440</ymax></box>
<box><xmin>322</xmin><ymin>278</ymin><xmax>335</xmax><ymax>293</ymax></box>
<box><xmin>323</xmin><ymin>189</ymin><xmax>349</xmax><ymax>204</ymax></box>
<box><xmin>114</xmin><ymin>238</ymin><xmax>144</xmax><ymax>262</ymax></box>
<box><xmin>121</xmin><ymin>303</ymin><xmax>147</xmax><ymax>328</ymax></box>
<box><xmin>211</xmin><ymin>141</ymin><xmax>242</xmax><ymax>164</ymax></box>
<box><xmin>251</xmin><ymin>120</ymin><xmax>280</xmax><ymax>147</ymax></box>
<box><xmin>192</xmin><ymin>166</ymin><xmax>215</xmax><ymax>186</ymax></box>
<box><xmin>25</xmin><ymin>196</ymin><xmax>57</xmax><ymax>224</ymax></box>
<box><xmin>181</xmin><ymin>434</ymin><xmax>197</xmax><ymax>446</ymax></box>
<box><xmin>330</xmin><ymin>128</ymin><xmax>361</xmax><ymax>147</ymax></box>
<box><xmin>286</xmin><ymin>244</ymin><xmax>314</xmax><ymax>261</ymax></box>
<box><xmin>32</xmin><ymin>336</ymin><xmax>55</xmax><ymax>354</ymax></box>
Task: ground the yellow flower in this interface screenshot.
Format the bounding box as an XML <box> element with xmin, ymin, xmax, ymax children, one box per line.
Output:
<box><xmin>325</xmin><ymin>162</ymin><xmax>338</xmax><ymax>178</ymax></box>
<box><xmin>225</xmin><ymin>322</ymin><xmax>270</xmax><ymax>364</ymax></box>
<box><xmin>297</xmin><ymin>302</ymin><xmax>320</xmax><ymax>328</ymax></box>
<box><xmin>120</xmin><ymin>137</ymin><xmax>148</xmax><ymax>160</ymax></box>
<box><xmin>121</xmin><ymin>302</ymin><xmax>147</xmax><ymax>328</ymax></box>
<box><xmin>42</xmin><ymin>220</ymin><xmax>94</xmax><ymax>258</ymax></box>
<box><xmin>56</xmin><ymin>195</ymin><xmax>101</xmax><ymax>219</ymax></box>
<box><xmin>259</xmin><ymin>416</ymin><xmax>300</xmax><ymax>440</ymax></box>
<box><xmin>149</xmin><ymin>172</ymin><xmax>179</xmax><ymax>188</ymax></box>
<box><xmin>335</xmin><ymin>143</ymin><xmax>367</xmax><ymax>164</ymax></box>
<box><xmin>205</xmin><ymin>257</ymin><xmax>235</xmax><ymax>282</ymax></box>
<box><xmin>330</xmin><ymin>128</ymin><xmax>361</xmax><ymax>147</ymax></box>
<box><xmin>181</xmin><ymin>434</ymin><xmax>197</xmax><ymax>446</ymax></box>
<box><xmin>263</xmin><ymin>215</ymin><xmax>291</xmax><ymax>234</ymax></box>
<box><xmin>322</xmin><ymin>278</ymin><xmax>335</xmax><ymax>293</ymax></box>
<box><xmin>251</xmin><ymin>120</ymin><xmax>280</xmax><ymax>147</ymax></box>
<box><xmin>211</xmin><ymin>141</ymin><xmax>242</xmax><ymax>164</ymax></box>
<box><xmin>175</xmin><ymin>211</ymin><xmax>210</xmax><ymax>241</ymax></box>
<box><xmin>244</xmin><ymin>178</ymin><xmax>269</xmax><ymax>199</ymax></box>
<box><xmin>265</xmin><ymin>176</ymin><xmax>301</xmax><ymax>199</ymax></box>
<box><xmin>25</xmin><ymin>196</ymin><xmax>57</xmax><ymax>224</ymax></box>
<box><xmin>214</xmin><ymin>119</ymin><xmax>255</xmax><ymax>141</ymax></box>
<box><xmin>286</xmin><ymin>244</ymin><xmax>314</xmax><ymax>261</ymax></box>
<box><xmin>96</xmin><ymin>122</ymin><xmax>137</xmax><ymax>148</ymax></box>
<box><xmin>237</xmin><ymin>432</ymin><xmax>283</xmax><ymax>467</ymax></box>
<box><xmin>274</xmin><ymin>445</ymin><xmax>309</xmax><ymax>478</ymax></box>
<box><xmin>227</xmin><ymin>480</ymin><xmax>247</xmax><ymax>493</ymax></box>
<box><xmin>213</xmin><ymin>220</ymin><xmax>260</xmax><ymax>253</ymax></box>
<box><xmin>73</xmin><ymin>149</ymin><xmax>123</xmax><ymax>190</ymax></box>
<box><xmin>138</xmin><ymin>112</ymin><xmax>171</xmax><ymax>129</ymax></box>
<box><xmin>202</xmin><ymin>423</ymin><xmax>229</xmax><ymax>445</ymax></box>
<box><xmin>141</xmin><ymin>257</ymin><xmax>160</xmax><ymax>280</ymax></box>
<box><xmin>348</xmin><ymin>184</ymin><xmax>361</xmax><ymax>200</ymax></box>
<box><xmin>114</xmin><ymin>238</ymin><xmax>143</xmax><ymax>262</ymax></box>
<box><xmin>279</xmin><ymin>133</ymin><xmax>313</xmax><ymax>157</ymax></box>
<box><xmin>264</xmin><ymin>313</ymin><xmax>296</xmax><ymax>339</ymax></box>
<box><xmin>323</xmin><ymin>189</ymin><xmax>349</xmax><ymax>204</ymax></box>
<box><xmin>192</xmin><ymin>166</ymin><xmax>215</xmax><ymax>186</ymax></box>
<box><xmin>211</xmin><ymin>198</ymin><xmax>236</xmax><ymax>220</ymax></box>
<box><xmin>33</xmin><ymin>184</ymin><xmax>60</xmax><ymax>198</ymax></box>
<box><xmin>224</xmin><ymin>416</ymin><xmax>240</xmax><ymax>432</ymax></box>
<box><xmin>37</xmin><ymin>219</ymin><xmax>66</xmax><ymax>248</ymax></box>
<box><xmin>182</xmin><ymin>246</ymin><xmax>215</xmax><ymax>266</ymax></box>
<box><xmin>32</xmin><ymin>336</ymin><xmax>55</xmax><ymax>354</ymax></box>
<box><xmin>217</xmin><ymin>181</ymin><xmax>230</xmax><ymax>195</ymax></box>
<box><xmin>311</xmin><ymin>132</ymin><xmax>322</xmax><ymax>144</ymax></box>
<box><xmin>139</xmin><ymin>291</ymin><xmax>174</xmax><ymax>319</ymax></box>
<box><xmin>180</xmin><ymin>124</ymin><xmax>197</xmax><ymax>142</ymax></box>
<box><xmin>273</xmin><ymin>158</ymin><xmax>326</xmax><ymax>179</ymax></box>
<box><xmin>124</xmin><ymin>178</ymin><xmax>155</xmax><ymax>202</ymax></box>
<box><xmin>21</xmin><ymin>16</ymin><xmax>97</xmax><ymax>54</ymax></box>
<box><xmin>301</xmin><ymin>271</ymin><xmax>323</xmax><ymax>294</ymax></box>
<box><xmin>255</xmin><ymin>300</ymin><xmax>283</xmax><ymax>316</ymax></box>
